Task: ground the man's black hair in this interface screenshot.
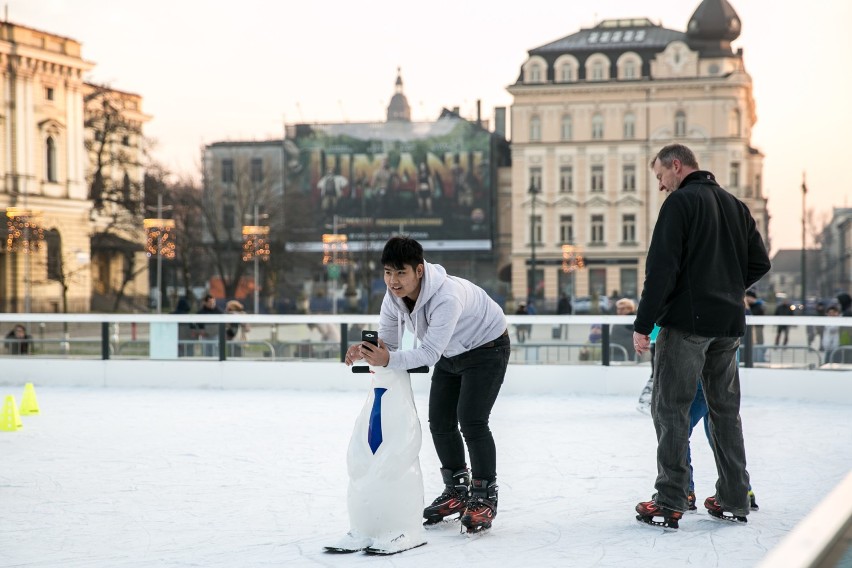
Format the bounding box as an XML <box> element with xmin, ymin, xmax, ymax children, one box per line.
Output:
<box><xmin>381</xmin><ymin>236</ymin><xmax>424</xmax><ymax>270</ymax></box>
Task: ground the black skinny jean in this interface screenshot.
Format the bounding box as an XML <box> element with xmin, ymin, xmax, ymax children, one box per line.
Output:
<box><xmin>428</xmin><ymin>333</ymin><xmax>510</xmax><ymax>483</ymax></box>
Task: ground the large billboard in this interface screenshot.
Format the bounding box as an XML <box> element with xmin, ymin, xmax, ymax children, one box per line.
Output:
<box><xmin>287</xmin><ymin>116</ymin><xmax>494</xmax><ymax>252</ymax></box>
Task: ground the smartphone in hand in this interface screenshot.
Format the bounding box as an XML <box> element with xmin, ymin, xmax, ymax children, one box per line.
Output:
<box><xmin>361</xmin><ymin>330</ymin><xmax>378</xmax><ymax>351</ymax></box>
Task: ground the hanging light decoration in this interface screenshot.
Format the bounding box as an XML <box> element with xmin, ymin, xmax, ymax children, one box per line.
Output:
<box><xmin>242</xmin><ymin>225</ymin><xmax>270</xmax><ymax>262</ymax></box>
<box><xmin>143</xmin><ymin>218</ymin><xmax>176</xmax><ymax>259</ymax></box>
<box><xmin>561</xmin><ymin>244</ymin><xmax>585</xmax><ymax>273</ymax></box>
<box><xmin>5</xmin><ymin>208</ymin><xmax>45</xmax><ymax>253</ymax></box>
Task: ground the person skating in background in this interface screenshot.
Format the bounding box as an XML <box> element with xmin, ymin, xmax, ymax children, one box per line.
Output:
<box><xmin>632</xmin><ymin>143</ymin><xmax>770</xmax><ymax>529</ymax></box>
<box><xmin>774</xmin><ymin>294</ymin><xmax>793</xmax><ymax>346</ymax></box>
<box><xmin>344</xmin><ymin>236</ymin><xmax>509</xmax><ymax>533</ymax></box>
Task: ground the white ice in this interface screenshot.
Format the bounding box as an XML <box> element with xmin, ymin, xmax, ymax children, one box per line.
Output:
<box><xmin>2</xmin><ymin>381</ymin><xmax>851</xmax><ymax>567</ymax></box>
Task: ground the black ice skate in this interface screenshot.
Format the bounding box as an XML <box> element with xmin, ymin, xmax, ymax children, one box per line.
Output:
<box><xmin>704</xmin><ymin>496</ymin><xmax>748</xmax><ymax>523</ymax></box>
<box><xmin>635</xmin><ymin>499</ymin><xmax>683</xmax><ymax>529</ymax></box>
<box><xmin>460</xmin><ymin>478</ymin><xmax>498</xmax><ymax>533</ymax></box>
<box><xmin>423</xmin><ymin>468</ymin><xmax>469</xmax><ymax>525</ymax></box>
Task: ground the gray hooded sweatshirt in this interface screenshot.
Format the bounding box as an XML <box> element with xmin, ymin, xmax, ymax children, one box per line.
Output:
<box><xmin>378</xmin><ymin>261</ymin><xmax>507</xmax><ymax>370</ymax></box>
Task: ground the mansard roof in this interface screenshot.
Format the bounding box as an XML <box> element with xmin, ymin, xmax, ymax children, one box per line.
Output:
<box><xmin>530</xmin><ymin>19</ymin><xmax>685</xmax><ymax>57</ymax></box>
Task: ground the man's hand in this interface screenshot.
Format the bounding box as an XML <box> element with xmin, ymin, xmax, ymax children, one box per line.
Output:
<box><xmin>633</xmin><ymin>331</ymin><xmax>651</xmax><ymax>356</ymax></box>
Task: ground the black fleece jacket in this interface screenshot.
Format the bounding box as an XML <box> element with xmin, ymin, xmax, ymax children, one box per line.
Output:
<box><xmin>634</xmin><ymin>171</ymin><xmax>771</xmax><ymax>337</ymax></box>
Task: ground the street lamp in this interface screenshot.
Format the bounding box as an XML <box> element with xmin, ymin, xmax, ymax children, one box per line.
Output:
<box><xmin>144</xmin><ymin>193</ymin><xmax>174</xmax><ymax>314</ymax></box>
<box><xmin>322</xmin><ymin>215</ymin><xmax>348</xmax><ymax>315</ymax></box>
<box><xmin>528</xmin><ymin>181</ymin><xmax>540</xmax><ymax>303</ymax></box>
<box><xmin>242</xmin><ymin>205</ymin><xmax>270</xmax><ymax>314</ymax></box>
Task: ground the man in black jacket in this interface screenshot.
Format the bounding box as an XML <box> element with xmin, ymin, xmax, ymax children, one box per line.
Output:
<box><xmin>632</xmin><ymin>144</ymin><xmax>770</xmax><ymax>529</ymax></box>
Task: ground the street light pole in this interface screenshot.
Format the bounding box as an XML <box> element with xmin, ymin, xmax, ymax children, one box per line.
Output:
<box><xmin>156</xmin><ymin>192</ymin><xmax>163</xmax><ymax>314</ymax></box>
<box><xmin>801</xmin><ymin>172</ymin><xmax>807</xmax><ymax>306</ymax></box>
<box><xmin>528</xmin><ymin>181</ymin><xmax>539</xmax><ymax>303</ymax></box>
<box><xmin>254</xmin><ymin>204</ymin><xmax>260</xmax><ymax>314</ymax></box>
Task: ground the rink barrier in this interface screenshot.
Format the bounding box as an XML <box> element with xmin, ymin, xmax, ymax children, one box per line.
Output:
<box><xmin>757</xmin><ymin>471</ymin><xmax>852</xmax><ymax>568</ymax></box>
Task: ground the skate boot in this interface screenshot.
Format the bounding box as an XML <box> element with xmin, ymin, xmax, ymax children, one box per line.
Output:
<box><xmin>635</xmin><ymin>499</ymin><xmax>683</xmax><ymax>529</ymax></box>
<box><xmin>748</xmin><ymin>490</ymin><xmax>759</xmax><ymax>511</ymax></box>
<box><xmin>423</xmin><ymin>468</ymin><xmax>469</xmax><ymax>525</ymax></box>
<box><xmin>461</xmin><ymin>478</ymin><xmax>498</xmax><ymax>533</ymax></box>
<box><xmin>687</xmin><ymin>491</ymin><xmax>697</xmax><ymax>511</ymax></box>
<box><xmin>704</xmin><ymin>496</ymin><xmax>748</xmax><ymax>523</ymax></box>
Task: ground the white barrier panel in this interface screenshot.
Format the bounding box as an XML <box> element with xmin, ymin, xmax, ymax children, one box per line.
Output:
<box><xmin>757</xmin><ymin>471</ymin><xmax>852</xmax><ymax>568</ymax></box>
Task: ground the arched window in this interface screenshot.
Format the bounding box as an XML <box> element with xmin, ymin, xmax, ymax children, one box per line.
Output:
<box><xmin>560</xmin><ymin>63</ymin><xmax>573</xmax><ymax>82</ymax></box>
<box><xmin>45</xmin><ymin>229</ymin><xmax>62</xmax><ymax>281</ymax></box>
<box><xmin>592</xmin><ymin>61</ymin><xmax>604</xmax><ymax>81</ymax></box>
<box><xmin>122</xmin><ymin>172</ymin><xmax>132</xmax><ymax>203</ymax></box>
<box><xmin>674</xmin><ymin>111</ymin><xmax>687</xmax><ymax>137</ymax></box>
<box><xmin>530</xmin><ymin>64</ymin><xmax>542</xmax><ymax>83</ymax></box>
<box><xmin>530</xmin><ymin>115</ymin><xmax>542</xmax><ymax>142</ymax></box>
<box><xmin>592</xmin><ymin>114</ymin><xmax>604</xmax><ymax>140</ymax></box>
<box><xmin>46</xmin><ymin>136</ymin><xmax>57</xmax><ymax>182</ymax></box>
<box><xmin>624</xmin><ymin>60</ymin><xmax>637</xmax><ymax>79</ymax></box>
<box><xmin>561</xmin><ymin>115</ymin><xmax>572</xmax><ymax>140</ymax></box>
<box><xmin>623</xmin><ymin>113</ymin><xmax>636</xmax><ymax>139</ymax></box>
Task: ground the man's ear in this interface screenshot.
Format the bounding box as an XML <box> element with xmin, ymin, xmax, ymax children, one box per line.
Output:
<box><xmin>416</xmin><ymin>264</ymin><xmax>424</xmax><ymax>277</ymax></box>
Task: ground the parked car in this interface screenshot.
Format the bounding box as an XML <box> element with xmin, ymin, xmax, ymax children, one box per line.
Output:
<box><xmin>573</xmin><ymin>296</ymin><xmax>611</xmax><ymax>314</ymax></box>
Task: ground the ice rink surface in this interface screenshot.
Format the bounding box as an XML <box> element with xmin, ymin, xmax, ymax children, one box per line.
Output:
<box><xmin>2</xmin><ymin>385</ymin><xmax>851</xmax><ymax>567</ymax></box>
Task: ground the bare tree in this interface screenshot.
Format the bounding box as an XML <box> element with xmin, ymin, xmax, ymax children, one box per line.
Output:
<box><xmin>84</xmin><ymin>82</ymin><xmax>151</xmax><ymax>312</ymax></box>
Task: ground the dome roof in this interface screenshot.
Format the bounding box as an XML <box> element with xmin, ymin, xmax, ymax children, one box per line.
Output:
<box><xmin>386</xmin><ymin>67</ymin><xmax>411</xmax><ymax>122</ymax></box>
<box><xmin>686</xmin><ymin>0</ymin><xmax>741</xmax><ymax>43</ymax></box>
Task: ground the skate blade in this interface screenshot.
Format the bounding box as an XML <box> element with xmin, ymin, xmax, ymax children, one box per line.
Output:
<box><xmin>636</xmin><ymin>514</ymin><xmax>679</xmax><ymax>530</ymax></box>
<box><xmin>363</xmin><ymin>542</ymin><xmax>426</xmax><ymax>555</ymax></box>
<box><xmin>324</xmin><ymin>546</ymin><xmax>364</xmax><ymax>554</ymax></box>
<box><xmin>424</xmin><ymin>515</ymin><xmax>461</xmax><ymax>527</ymax></box>
<box><xmin>708</xmin><ymin>511</ymin><xmax>748</xmax><ymax>523</ymax></box>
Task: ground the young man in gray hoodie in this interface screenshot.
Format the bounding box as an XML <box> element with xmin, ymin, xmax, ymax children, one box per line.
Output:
<box><xmin>345</xmin><ymin>236</ymin><xmax>509</xmax><ymax>532</ymax></box>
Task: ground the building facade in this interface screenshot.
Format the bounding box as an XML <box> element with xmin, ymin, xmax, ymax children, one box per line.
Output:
<box><xmin>819</xmin><ymin>208</ymin><xmax>852</xmax><ymax>298</ymax></box>
<box><xmin>0</xmin><ymin>22</ymin><xmax>148</xmax><ymax>313</ymax></box>
<box><xmin>507</xmin><ymin>0</ymin><xmax>769</xmax><ymax>309</ymax></box>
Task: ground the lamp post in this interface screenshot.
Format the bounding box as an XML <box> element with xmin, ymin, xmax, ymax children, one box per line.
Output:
<box><xmin>322</xmin><ymin>215</ymin><xmax>348</xmax><ymax>315</ymax></box>
<box><xmin>801</xmin><ymin>172</ymin><xmax>807</xmax><ymax>306</ymax></box>
<box><xmin>144</xmin><ymin>193</ymin><xmax>174</xmax><ymax>314</ymax></box>
<box><xmin>242</xmin><ymin>205</ymin><xmax>270</xmax><ymax>314</ymax></box>
<box><xmin>528</xmin><ymin>181</ymin><xmax>540</xmax><ymax>303</ymax></box>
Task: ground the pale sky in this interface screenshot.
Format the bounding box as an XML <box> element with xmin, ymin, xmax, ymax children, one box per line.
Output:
<box><xmin>13</xmin><ymin>0</ymin><xmax>852</xmax><ymax>253</ymax></box>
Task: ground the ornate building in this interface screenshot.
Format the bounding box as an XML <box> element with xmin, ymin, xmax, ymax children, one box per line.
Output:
<box><xmin>0</xmin><ymin>22</ymin><xmax>148</xmax><ymax>313</ymax></box>
<box><xmin>508</xmin><ymin>0</ymin><xmax>769</xmax><ymax>308</ymax></box>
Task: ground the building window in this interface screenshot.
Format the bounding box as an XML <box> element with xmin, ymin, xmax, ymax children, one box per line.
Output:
<box><xmin>730</xmin><ymin>109</ymin><xmax>742</xmax><ymax>137</ymax></box>
<box><xmin>529</xmin><ymin>63</ymin><xmax>542</xmax><ymax>83</ymax></box>
<box><xmin>591</xmin><ymin>165</ymin><xmax>604</xmax><ymax>192</ymax></box>
<box><xmin>530</xmin><ymin>115</ymin><xmax>541</xmax><ymax>141</ymax></box>
<box><xmin>622</xmin><ymin>165</ymin><xmax>636</xmax><ymax>192</ymax></box>
<box><xmin>624</xmin><ymin>60</ymin><xmax>637</xmax><ymax>79</ymax></box>
<box><xmin>755</xmin><ymin>173</ymin><xmax>762</xmax><ymax>195</ymax></box>
<box><xmin>622</xmin><ymin>214</ymin><xmax>636</xmax><ymax>242</ymax></box>
<box><xmin>560</xmin><ymin>63</ymin><xmax>573</xmax><ymax>82</ymax></box>
<box><xmin>122</xmin><ymin>172</ymin><xmax>131</xmax><ymax>202</ymax></box>
<box><xmin>46</xmin><ymin>229</ymin><xmax>62</xmax><ymax>281</ymax></box>
<box><xmin>592</xmin><ymin>61</ymin><xmax>604</xmax><ymax>81</ymax></box>
<box><xmin>529</xmin><ymin>167</ymin><xmax>542</xmax><ymax>191</ymax></box>
<box><xmin>46</xmin><ymin>136</ymin><xmax>57</xmax><ymax>182</ymax></box>
<box><xmin>221</xmin><ymin>159</ymin><xmax>235</xmax><ymax>183</ymax></box>
<box><xmin>45</xmin><ymin>87</ymin><xmax>55</xmax><ymax>101</ymax></box>
<box><xmin>620</xmin><ymin>268</ymin><xmax>638</xmax><ymax>298</ymax></box>
<box><xmin>530</xmin><ymin>214</ymin><xmax>542</xmax><ymax>245</ymax></box>
<box><xmin>560</xmin><ymin>115</ymin><xmax>572</xmax><ymax>140</ymax></box>
<box><xmin>591</xmin><ymin>214</ymin><xmax>605</xmax><ymax>243</ymax></box>
<box><xmin>223</xmin><ymin>204</ymin><xmax>235</xmax><ymax>230</ymax></box>
<box><xmin>560</xmin><ymin>215</ymin><xmax>574</xmax><ymax>243</ymax></box>
<box><xmin>121</xmin><ymin>135</ymin><xmax>130</xmax><ymax>146</ymax></box>
<box><xmin>592</xmin><ymin>114</ymin><xmax>604</xmax><ymax>139</ymax></box>
<box><xmin>251</xmin><ymin>158</ymin><xmax>263</xmax><ymax>183</ymax></box>
<box><xmin>559</xmin><ymin>166</ymin><xmax>573</xmax><ymax>193</ymax></box>
<box><xmin>730</xmin><ymin>162</ymin><xmax>740</xmax><ymax>188</ymax></box>
<box><xmin>623</xmin><ymin>113</ymin><xmax>636</xmax><ymax>139</ymax></box>
<box><xmin>674</xmin><ymin>111</ymin><xmax>687</xmax><ymax>137</ymax></box>
<box><xmin>589</xmin><ymin>268</ymin><xmax>606</xmax><ymax>296</ymax></box>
